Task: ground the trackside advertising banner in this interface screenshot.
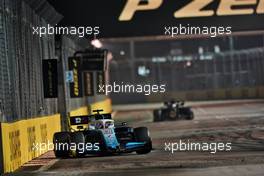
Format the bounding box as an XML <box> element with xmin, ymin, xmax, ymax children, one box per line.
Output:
<box><xmin>84</xmin><ymin>72</ymin><xmax>94</xmax><ymax>96</ymax></box>
<box><xmin>48</xmin><ymin>0</ymin><xmax>264</xmax><ymax>38</ymax></box>
<box><xmin>96</xmin><ymin>72</ymin><xmax>106</xmax><ymax>95</ymax></box>
<box><xmin>68</xmin><ymin>57</ymin><xmax>83</xmax><ymax>98</ymax></box>
<box><xmin>42</xmin><ymin>59</ymin><xmax>58</xmax><ymax>98</ymax></box>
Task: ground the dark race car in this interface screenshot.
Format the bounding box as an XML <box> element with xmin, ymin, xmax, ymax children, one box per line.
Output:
<box><xmin>153</xmin><ymin>100</ymin><xmax>194</xmax><ymax>122</ymax></box>
<box><xmin>53</xmin><ymin>110</ymin><xmax>152</xmax><ymax>158</ymax></box>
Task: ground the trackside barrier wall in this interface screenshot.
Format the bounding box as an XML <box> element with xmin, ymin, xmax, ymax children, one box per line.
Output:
<box><xmin>0</xmin><ymin>123</ymin><xmax>4</xmax><ymax>173</ymax></box>
<box><xmin>69</xmin><ymin>98</ymin><xmax>112</xmax><ymax>117</ymax></box>
<box><xmin>69</xmin><ymin>107</ymin><xmax>90</xmax><ymax>117</ymax></box>
<box><xmin>90</xmin><ymin>99</ymin><xmax>112</xmax><ymax>114</ymax></box>
<box><xmin>1</xmin><ymin>114</ymin><xmax>61</xmax><ymax>173</ymax></box>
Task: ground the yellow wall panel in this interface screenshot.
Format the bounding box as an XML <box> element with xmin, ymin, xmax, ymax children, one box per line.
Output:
<box><xmin>69</xmin><ymin>106</ymin><xmax>89</xmax><ymax>116</ymax></box>
<box><xmin>1</xmin><ymin>114</ymin><xmax>61</xmax><ymax>173</ymax></box>
<box><xmin>68</xmin><ymin>98</ymin><xmax>112</xmax><ymax>117</ymax></box>
<box><xmin>90</xmin><ymin>98</ymin><xmax>112</xmax><ymax>114</ymax></box>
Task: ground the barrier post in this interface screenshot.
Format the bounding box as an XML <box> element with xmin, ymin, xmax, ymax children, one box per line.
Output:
<box><xmin>0</xmin><ymin>123</ymin><xmax>4</xmax><ymax>174</ymax></box>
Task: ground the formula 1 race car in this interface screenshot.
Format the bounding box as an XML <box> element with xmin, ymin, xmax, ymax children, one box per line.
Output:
<box><xmin>53</xmin><ymin>110</ymin><xmax>152</xmax><ymax>158</ymax></box>
<box><xmin>153</xmin><ymin>100</ymin><xmax>194</xmax><ymax>122</ymax></box>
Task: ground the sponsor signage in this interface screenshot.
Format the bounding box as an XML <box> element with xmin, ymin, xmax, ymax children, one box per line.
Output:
<box><xmin>70</xmin><ymin>116</ymin><xmax>90</xmax><ymax>125</ymax></box>
<box><xmin>49</xmin><ymin>0</ymin><xmax>264</xmax><ymax>38</ymax></box>
<box><xmin>96</xmin><ymin>72</ymin><xmax>105</xmax><ymax>94</ymax></box>
<box><xmin>81</xmin><ymin>49</ymin><xmax>107</xmax><ymax>71</ymax></box>
<box><xmin>42</xmin><ymin>59</ymin><xmax>58</xmax><ymax>98</ymax></box>
<box><xmin>68</xmin><ymin>57</ymin><xmax>83</xmax><ymax>98</ymax></box>
<box><xmin>119</xmin><ymin>0</ymin><xmax>264</xmax><ymax>21</ymax></box>
<box><xmin>84</xmin><ymin>72</ymin><xmax>94</xmax><ymax>96</ymax></box>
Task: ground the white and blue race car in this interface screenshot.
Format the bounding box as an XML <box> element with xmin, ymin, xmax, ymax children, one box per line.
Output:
<box><xmin>53</xmin><ymin>110</ymin><xmax>152</xmax><ymax>157</ymax></box>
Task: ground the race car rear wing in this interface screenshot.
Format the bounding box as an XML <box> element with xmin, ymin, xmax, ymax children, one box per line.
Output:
<box><xmin>70</xmin><ymin>116</ymin><xmax>90</xmax><ymax>125</ymax></box>
<box><xmin>70</xmin><ymin>113</ymin><xmax>112</xmax><ymax>125</ymax></box>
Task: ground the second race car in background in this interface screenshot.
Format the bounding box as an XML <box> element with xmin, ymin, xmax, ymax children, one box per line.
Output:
<box><xmin>153</xmin><ymin>100</ymin><xmax>194</xmax><ymax>122</ymax></box>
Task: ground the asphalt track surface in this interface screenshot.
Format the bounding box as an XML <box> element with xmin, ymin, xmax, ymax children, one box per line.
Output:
<box><xmin>9</xmin><ymin>100</ymin><xmax>264</xmax><ymax>176</ymax></box>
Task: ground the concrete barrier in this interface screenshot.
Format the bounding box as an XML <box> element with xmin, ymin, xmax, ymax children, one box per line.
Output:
<box><xmin>90</xmin><ymin>98</ymin><xmax>112</xmax><ymax>114</ymax></box>
<box><xmin>69</xmin><ymin>98</ymin><xmax>112</xmax><ymax>117</ymax></box>
<box><xmin>0</xmin><ymin>114</ymin><xmax>61</xmax><ymax>173</ymax></box>
<box><xmin>69</xmin><ymin>106</ymin><xmax>89</xmax><ymax>117</ymax></box>
<box><xmin>0</xmin><ymin>123</ymin><xmax>4</xmax><ymax>174</ymax></box>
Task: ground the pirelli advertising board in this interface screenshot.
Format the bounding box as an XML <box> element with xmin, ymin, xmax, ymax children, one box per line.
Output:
<box><xmin>96</xmin><ymin>72</ymin><xmax>106</xmax><ymax>95</ymax></box>
<box><xmin>68</xmin><ymin>57</ymin><xmax>83</xmax><ymax>98</ymax></box>
<box><xmin>50</xmin><ymin>0</ymin><xmax>264</xmax><ymax>38</ymax></box>
<box><xmin>42</xmin><ymin>59</ymin><xmax>58</xmax><ymax>98</ymax></box>
<box><xmin>84</xmin><ymin>72</ymin><xmax>94</xmax><ymax>96</ymax></box>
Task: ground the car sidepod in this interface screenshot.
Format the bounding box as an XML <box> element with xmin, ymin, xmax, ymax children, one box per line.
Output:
<box><xmin>100</xmin><ymin>128</ymin><xmax>120</xmax><ymax>150</ymax></box>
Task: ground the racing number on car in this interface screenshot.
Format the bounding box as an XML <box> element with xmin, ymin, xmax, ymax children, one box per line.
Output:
<box><xmin>103</xmin><ymin>129</ymin><xmax>113</xmax><ymax>134</ymax></box>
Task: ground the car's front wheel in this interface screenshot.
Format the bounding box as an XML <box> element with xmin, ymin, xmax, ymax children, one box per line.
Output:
<box><xmin>134</xmin><ymin>127</ymin><xmax>152</xmax><ymax>154</ymax></box>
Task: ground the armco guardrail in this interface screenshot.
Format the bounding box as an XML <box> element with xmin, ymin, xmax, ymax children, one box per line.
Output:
<box><xmin>0</xmin><ymin>114</ymin><xmax>61</xmax><ymax>173</ymax></box>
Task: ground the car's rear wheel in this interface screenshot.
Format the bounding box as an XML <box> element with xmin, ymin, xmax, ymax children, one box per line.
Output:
<box><xmin>186</xmin><ymin>111</ymin><xmax>194</xmax><ymax>120</ymax></box>
<box><xmin>134</xmin><ymin>127</ymin><xmax>152</xmax><ymax>154</ymax></box>
<box><xmin>53</xmin><ymin>132</ymin><xmax>71</xmax><ymax>158</ymax></box>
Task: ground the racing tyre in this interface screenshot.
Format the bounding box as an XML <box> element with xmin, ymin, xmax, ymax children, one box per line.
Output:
<box><xmin>71</xmin><ymin>132</ymin><xmax>85</xmax><ymax>157</ymax></box>
<box><xmin>134</xmin><ymin>127</ymin><xmax>152</xmax><ymax>154</ymax></box>
<box><xmin>53</xmin><ymin>132</ymin><xmax>71</xmax><ymax>158</ymax></box>
<box><xmin>186</xmin><ymin>111</ymin><xmax>194</xmax><ymax>120</ymax></box>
